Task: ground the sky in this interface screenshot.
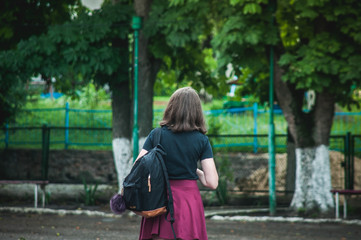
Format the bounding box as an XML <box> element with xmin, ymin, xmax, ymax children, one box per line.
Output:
<box><xmin>81</xmin><ymin>0</ymin><xmax>104</xmax><ymax>10</ymax></box>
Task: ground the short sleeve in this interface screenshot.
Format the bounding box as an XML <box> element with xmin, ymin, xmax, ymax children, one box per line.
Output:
<box><xmin>142</xmin><ymin>129</ymin><xmax>155</xmax><ymax>151</ymax></box>
<box><xmin>200</xmin><ymin>137</ymin><xmax>213</xmax><ymax>160</ymax></box>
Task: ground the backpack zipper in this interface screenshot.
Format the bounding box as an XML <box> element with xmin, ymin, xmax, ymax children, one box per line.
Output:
<box><xmin>148</xmin><ymin>174</ymin><xmax>151</xmax><ymax>192</ymax></box>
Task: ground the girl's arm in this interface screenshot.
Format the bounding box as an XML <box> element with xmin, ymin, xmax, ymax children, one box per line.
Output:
<box><xmin>197</xmin><ymin>158</ymin><xmax>218</xmax><ymax>190</ymax></box>
<box><xmin>134</xmin><ymin>149</ymin><xmax>148</xmax><ymax>163</ymax></box>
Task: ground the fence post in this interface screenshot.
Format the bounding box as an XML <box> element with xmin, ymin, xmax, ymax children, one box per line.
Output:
<box><xmin>5</xmin><ymin>123</ymin><xmax>9</xmax><ymax>148</ymax></box>
<box><xmin>344</xmin><ymin>132</ymin><xmax>351</xmax><ymax>189</ymax></box>
<box><xmin>65</xmin><ymin>102</ymin><xmax>69</xmax><ymax>149</ymax></box>
<box><xmin>350</xmin><ymin>134</ymin><xmax>354</xmax><ymax>190</ymax></box>
<box><xmin>253</xmin><ymin>102</ymin><xmax>258</xmax><ymax>153</ymax></box>
<box><xmin>41</xmin><ymin>124</ymin><xmax>50</xmax><ymax>180</ymax></box>
<box><xmin>345</xmin><ymin>132</ymin><xmax>354</xmax><ymax>189</ymax></box>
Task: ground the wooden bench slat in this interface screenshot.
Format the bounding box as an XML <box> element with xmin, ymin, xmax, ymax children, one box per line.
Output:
<box><xmin>331</xmin><ymin>189</ymin><xmax>361</xmax><ymax>194</ymax></box>
<box><xmin>0</xmin><ymin>180</ymin><xmax>49</xmax><ymax>184</ymax></box>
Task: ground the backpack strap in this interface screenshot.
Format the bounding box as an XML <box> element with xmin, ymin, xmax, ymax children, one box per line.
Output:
<box><xmin>158</xmin><ymin>149</ymin><xmax>176</xmax><ymax>240</ymax></box>
<box><xmin>153</xmin><ymin>128</ymin><xmax>177</xmax><ymax>240</ymax></box>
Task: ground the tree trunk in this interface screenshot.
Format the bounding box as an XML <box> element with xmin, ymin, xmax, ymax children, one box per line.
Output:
<box><xmin>111</xmin><ymin>79</ymin><xmax>132</xmax><ymax>192</ymax></box>
<box><xmin>286</xmin><ymin>128</ymin><xmax>296</xmax><ymax>195</ymax></box>
<box><xmin>274</xmin><ymin>52</ymin><xmax>335</xmax><ymax>213</ymax></box>
<box><xmin>108</xmin><ymin>2</ymin><xmax>133</xmax><ymax>192</ymax></box>
<box><xmin>290</xmin><ymin>145</ymin><xmax>334</xmax><ymax>212</ymax></box>
<box><xmin>134</xmin><ymin>0</ymin><xmax>162</xmax><ymax>148</ymax></box>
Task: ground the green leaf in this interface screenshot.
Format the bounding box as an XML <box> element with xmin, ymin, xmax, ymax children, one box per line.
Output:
<box><xmin>299</xmin><ymin>8</ymin><xmax>318</xmax><ymax>19</ymax></box>
<box><xmin>243</xmin><ymin>3</ymin><xmax>262</xmax><ymax>14</ymax></box>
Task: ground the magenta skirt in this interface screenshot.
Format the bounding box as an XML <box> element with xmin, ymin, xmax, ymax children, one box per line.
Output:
<box><xmin>138</xmin><ymin>180</ymin><xmax>208</xmax><ymax>240</ymax></box>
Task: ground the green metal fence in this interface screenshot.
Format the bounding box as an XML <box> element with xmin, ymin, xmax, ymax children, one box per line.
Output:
<box><xmin>0</xmin><ymin>125</ymin><xmax>359</xmax><ymax>191</ymax></box>
<box><xmin>3</xmin><ymin>103</ymin><xmax>361</xmax><ymax>149</ymax></box>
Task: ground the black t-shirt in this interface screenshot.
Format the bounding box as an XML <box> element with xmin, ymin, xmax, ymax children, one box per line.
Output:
<box><xmin>142</xmin><ymin>126</ymin><xmax>213</xmax><ymax>180</ymax></box>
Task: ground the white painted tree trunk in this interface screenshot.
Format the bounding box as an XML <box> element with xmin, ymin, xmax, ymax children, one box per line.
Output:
<box><xmin>112</xmin><ymin>137</ymin><xmax>148</xmax><ymax>192</ymax></box>
<box><xmin>290</xmin><ymin>145</ymin><xmax>334</xmax><ymax>212</ymax></box>
<box><xmin>112</xmin><ymin>138</ymin><xmax>132</xmax><ymax>193</ymax></box>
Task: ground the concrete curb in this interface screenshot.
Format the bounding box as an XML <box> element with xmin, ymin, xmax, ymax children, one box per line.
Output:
<box><xmin>205</xmin><ymin>208</ymin><xmax>361</xmax><ymax>225</ymax></box>
<box><xmin>204</xmin><ymin>208</ymin><xmax>274</xmax><ymax>218</ymax></box>
<box><xmin>1</xmin><ymin>207</ymin><xmax>361</xmax><ymax>226</ymax></box>
<box><xmin>210</xmin><ymin>215</ymin><xmax>361</xmax><ymax>225</ymax></box>
<box><xmin>0</xmin><ymin>207</ymin><xmax>122</xmax><ymax>218</ymax></box>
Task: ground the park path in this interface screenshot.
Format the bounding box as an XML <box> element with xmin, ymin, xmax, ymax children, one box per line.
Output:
<box><xmin>0</xmin><ymin>211</ymin><xmax>360</xmax><ymax>240</ymax></box>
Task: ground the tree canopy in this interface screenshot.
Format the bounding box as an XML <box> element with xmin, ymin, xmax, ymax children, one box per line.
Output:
<box><xmin>0</xmin><ymin>1</ymin><xmax>132</xmax><ymax>126</ymax></box>
<box><xmin>0</xmin><ymin>0</ymin><xmax>79</xmax><ymax>51</ymax></box>
<box><xmin>211</xmin><ymin>0</ymin><xmax>361</xmax><ymax>107</ymax></box>
<box><xmin>0</xmin><ymin>0</ymin><xmax>78</xmax><ymax>125</ymax></box>
<box><xmin>145</xmin><ymin>0</ymin><xmax>228</xmax><ymax>97</ymax></box>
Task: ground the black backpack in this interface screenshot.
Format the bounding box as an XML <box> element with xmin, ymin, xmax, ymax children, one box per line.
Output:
<box><xmin>123</xmin><ymin>128</ymin><xmax>176</xmax><ymax>238</ymax></box>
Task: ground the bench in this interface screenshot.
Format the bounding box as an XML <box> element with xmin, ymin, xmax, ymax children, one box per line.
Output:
<box><xmin>330</xmin><ymin>189</ymin><xmax>361</xmax><ymax>219</ymax></box>
<box><xmin>0</xmin><ymin>180</ymin><xmax>49</xmax><ymax>208</ymax></box>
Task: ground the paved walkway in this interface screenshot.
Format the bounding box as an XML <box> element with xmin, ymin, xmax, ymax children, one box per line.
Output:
<box><xmin>0</xmin><ymin>207</ymin><xmax>360</xmax><ymax>240</ymax></box>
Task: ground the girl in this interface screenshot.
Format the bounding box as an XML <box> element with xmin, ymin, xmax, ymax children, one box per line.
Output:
<box><xmin>136</xmin><ymin>87</ymin><xmax>218</xmax><ymax>240</ymax></box>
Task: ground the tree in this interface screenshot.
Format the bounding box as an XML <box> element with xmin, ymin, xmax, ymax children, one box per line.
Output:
<box><xmin>0</xmin><ymin>0</ymin><xmax>78</xmax><ymax>51</ymax></box>
<box><xmin>133</xmin><ymin>0</ymin><xmax>158</xmax><ymax>148</ymax></box>
<box><xmin>212</xmin><ymin>0</ymin><xmax>361</xmax><ymax>213</ymax></box>
<box><xmin>134</xmin><ymin>0</ymin><xmax>220</xmax><ymax>139</ymax></box>
<box><xmin>0</xmin><ymin>0</ymin><xmax>79</xmax><ymax>126</ymax></box>
<box><xmin>110</xmin><ymin>0</ymin><xmax>226</xmax><ymax>191</ymax></box>
<box><xmin>0</xmin><ymin>0</ymin><xmax>222</xmax><ymax>192</ymax></box>
<box><xmin>132</xmin><ymin>0</ymin><xmax>227</xmax><ymax>149</ymax></box>
<box><xmin>0</xmin><ymin>1</ymin><xmax>133</xmax><ymax>191</ymax></box>
<box><xmin>146</xmin><ymin>0</ymin><xmax>226</xmax><ymax>94</ymax></box>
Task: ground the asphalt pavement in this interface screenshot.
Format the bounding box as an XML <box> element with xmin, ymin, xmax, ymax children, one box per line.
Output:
<box><xmin>0</xmin><ymin>207</ymin><xmax>360</xmax><ymax>240</ymax></box>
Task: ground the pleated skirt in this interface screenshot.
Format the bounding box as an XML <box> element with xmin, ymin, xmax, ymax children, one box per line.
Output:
<box><xmin>138</xmin><ymin>179</ymin><xmax>208</xmax><ymax>240</ymax></box>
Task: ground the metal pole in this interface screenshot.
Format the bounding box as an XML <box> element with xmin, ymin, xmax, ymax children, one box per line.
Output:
<box><xmin>345</xmin><ymin>132</ymin><xmax>351</xmax><ymax>189</ymax></box>
<box><xmin>65</xmin><ymin>102</ymin><xmax>69</xmax><ymax>149</ymax></box>
<box><xmin>253</xmin><ymin>102</ymin><xmax>258</xmax><ymax>153</ymax></box>
<box><xmin>268</xmin><ymin>46</ymin><xmax>276</xmax><ymax>215</ymax></box>
<box><xmin>132</xmin><ymin>16</ymin><xmax>141</xmax><ymax>162</ymax></box>
<box><xmin>350</xmin><ymin>133</ymin><xmax>355</xmax><ymax>190</ymax></box>
<box><xmin>268</xmin><ymin>0</ymin><xmax>277</xmax><ymax>215</ymax></box>
<box><xmin>41</xmin><ymin>124</ymin><xmax>50</xmax><ymax>180</ymax></box>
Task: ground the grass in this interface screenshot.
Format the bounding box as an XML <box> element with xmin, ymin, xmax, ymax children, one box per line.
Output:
<box><xmin>1</xmin><ymin>95</ymin><xmax>361</xmax><ymax>151</ymax></box>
